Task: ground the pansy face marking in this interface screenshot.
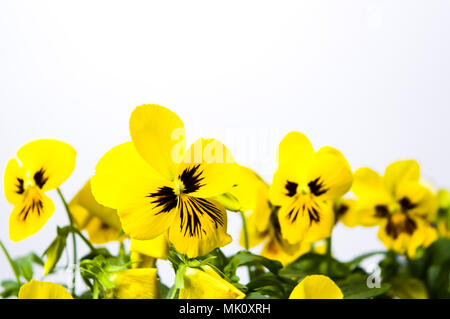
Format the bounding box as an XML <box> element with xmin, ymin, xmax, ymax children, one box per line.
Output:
<box><xmin>270</xmin><ymin>132</ymin><xmax>353</xmax><ymax>245</ymax></box>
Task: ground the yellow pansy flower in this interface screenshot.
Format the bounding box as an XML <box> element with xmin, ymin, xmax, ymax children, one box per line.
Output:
<box><xmin>289</xmin><ymin>275</ymin><xmax>343</xmax><ymax>299</ymax></box>
<box><xmin>228</xmin><ymin>166</ymin><xmax>310</xmax><ymax>265</ymax></box>
<box><xmin>269</xmin><ymin>132</ymin><xmax>353</xmax><ymax>245</ymax></box>
<box><xmin>92</xmin><ymin>104</ymin><xmax>236</xmax><ymax>258</ymax></box>
<box><xmin>179</xmin><ymin>265</ymin><xmax>245</xmax><ymax>299</ymax></box>
<box><xmin>18</xmin><ymin>280</ymin><xmax>73</xmax><ymax>299</ymax></box>
<box><xmin>69</xmin><ymin>180</ymin><xmax>123</xmax><ymax>245</ymax></box>
<box><xmin>436</xmin><ymin>190</ymin><xmax>450</xmax><ymax>238</ymax></box>
<box><xmin>110</xmin><ymin>268</ymin><xmax>159</xmax><ymax>299</ymax></box>
<box><xmin>352</xmin><ymin>160</ymin><xmax>438</xmax><ymax>257</ymax></box>
<box><xmin>4</xmin><ymin>139</ymin><xmax>76</xmax><ymax>242</ymax></box>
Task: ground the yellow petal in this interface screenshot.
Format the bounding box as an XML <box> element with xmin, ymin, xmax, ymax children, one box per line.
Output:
<box><xmin>383</xmin><ymin>160</ymin><xmax>420</xmax><ymax>195</ymax></box>
<box><xmin>85</xmin><ymin>217</ymin><xmax>124</xmax><ymax>245</ymax></box>
<box><xmin>261</xmin><ymin>239</ymin><xmax>311</xmax><ymax>266</ymax></box>
<box><xmin>395</xmin><ymin>181</ymin><xmax>437</xmax><ymax>221</ymax></box>
<box><xmin>9</xmin><ymin>190</ymin><xmax>55</xmax><ymax>242</ymax></box>
<box><xmin>306</xmin><ymin>146</ymin><xmax>353</xmax><ymax>200</ymax></box>
<box><xmin>16</xmin><ymin>139</ymin><xmax>76</xmax><ymax>192</ymax></box>
<box><xmin>130</xmin><ymin>252</ymin><xmax>157</xmax><ymax>268</ymax></box>
<box><xmin>18</xmin><ymin>280</ymin><xmax>73</xmax><ymax>299</ymax></box>
<box><xmin>4</xmin><ymin>159</ymin><xmax>26</xmax><ymax>205</ymax></box>
<box><xmin>129</xmin><ymin>104</ymin><xmax>186</xmax><ymax>181</ymax></box>
<box><xmin>278</xmin><ymin>196</ymin><xmax>333</xmax><ymax>244</ymax></box>
<box><xmin>169</xmin><ymin>197</ymin><xmax>232</xmax><ymax>258</ymax></box>
<box><xmin>289</xmin><ymin>275</ymin><xmax>343</xmax><ymax>299</ymax></box>
<box><xmin>179</xmin><ymin>266</ymin><xmax>245</xmax><ymax>299</ymax></box>
<box><xmin>177</xmin><ymin>138</ymin><xmax>237</xmax><ymax>198</ymax></box>
<box><xmin>70</xmin><ymin>180</ymin><xmax>122</xmax><ymax>231</ymax></box>
<box><xmin>352</xmin><ymin>167</ymin><xmax>387</xmax><ymax>198</ymax></box>
<box><xmin>334</xmin><ymin>199</ymin><xmax>359</xmax><ymax>228</ymax></box>
<box><xmin>112</xmin><ymin>268</ymin><xmax>159</xmax><ymax>299</ymax></box>
<box><xmin>277</xmin><ymin>132</ymin><xmax>314</xmax><ymax>182</ymax></box>
<box><xmin>91</xmin><ymin>142</ymin><xmax>164</xmax><ymax>210</ymax></box>
<box><xmin>130</xmin><ymin>234</ymin><xmax>169</xmax><ymax>260</ymax></box>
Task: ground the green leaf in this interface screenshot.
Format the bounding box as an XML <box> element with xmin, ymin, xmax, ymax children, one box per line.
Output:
<box><xmin>280</xmin><ymin>253</ymin><xmax>350</xmax><ymax>280</ymax></box>
<box><xmin>224</xmin><ymin>251</ymin><xmax>282</xmax><ymax>281</ymax></box>
<box><xmin>337</xmin><ymin>274</ymin><xmax>390</xmax><ymax>299</ymax></box>
<box><xmin>213</xmin><ymin>193</ymin><xmax>241</xmax><ymax>212</ymax></box>
<box><xmin>13</xmin><ymin>253</ymin><xmax>43</xmax><ymax>281</ymax></box>
<box><xmin>0</xmin><ymin>280</ymin><xmax>21</xmax><ymax>298</ymax></box>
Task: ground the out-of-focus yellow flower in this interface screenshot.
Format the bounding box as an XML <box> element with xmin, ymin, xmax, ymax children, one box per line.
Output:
<box><xmin>179</xmin><ymin>265</ymin><xmax>245</xmax><ymax>299</ymax></box>
<box><xmin>227</xmin><ymin>166</ymin><xmax>310</xmax><ymax>265</ymax></box>
<box><xmin>269</xmin><ymin>132</ymin><xmax>353</xmax><ymax>246</ymax></box>
<box><xmin>130</xmin><ymin>234</ymin><xmax>169</xmax><ymax>268</ymax></box>
<box><xmin>92</xmin><ymin>105</ymin><xmax>236</xmax><ymax>258</ymax></box>
<box><xmin>436</xmin><ymin>190</ymin><xmax>450</xmax><ymax>238</ymax></box>
<box><xmin>289</xmin><ymin>275</ymin><xmax>343</xmax><ymax>299</ymax></box>
<box><xmin>4</xmin><ymin>139</ymin><xmax>76</xmax><ymax>241</ymax></box>
<box><xmin>69</xmin><ymin>180</ymin><xmax>123</xmax><ymax>245</ymax></box>
<box><xmin>352</xmin><ymin>160</ymin><xmax>438</xmax><ymax>257</ymax></box>
<box><xmin>110</xmin><ymin>268</ymin><xmax>159</xmax><ymax>299</ymax></box>
<box><xmin>18</xmin><ymin>280</ymin><xmax>73</xmax><ymax>299</ymax></box>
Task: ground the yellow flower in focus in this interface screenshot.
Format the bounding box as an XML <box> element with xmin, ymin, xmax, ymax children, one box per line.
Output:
<box><xmin>18</xmin><ymin>280</ymin><xmax>73</xmax><ymax>299</ymax></box>
<box><xmin>179</xmin><ymin>265</ymin><xmax>245</xmax><ymax>299</ymax></box>
<box><xmin>270</xmin><ymin>132</ymin><xmax>353</xmax><ymax>245</ymax></box>
<box><xmin>92</xmin><ymin>105</ymin><xmax>236</xmax><ymax>258</ymax></box>
<box><xmin>4</xmin><ymin>139</ymin><xmax>76</xmax><ymax>241</ymax></box>
<box><xmin>352</xmin><ymin>160</ymin><xmax>438</xmax><ymax>257</ymax></box>
<box><xmin>111</xmin><ymin>268</ymin><xmax>159</xmax><ymax>299</ymax></box>
<box><xmin>289</xmin><ymin>275</ymin><xmax>343</xmax><ymax>299</ymax></box>
<box><xmin>69</xmin><ymin>180</ymin><xmax>123</xmax><ymax>245</ymax></box>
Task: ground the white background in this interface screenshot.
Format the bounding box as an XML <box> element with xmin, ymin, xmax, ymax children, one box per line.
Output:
<box><xmin>1</xmin><ymin>1</ymin><xmax>449</xmax><ymax>290</ymax></box>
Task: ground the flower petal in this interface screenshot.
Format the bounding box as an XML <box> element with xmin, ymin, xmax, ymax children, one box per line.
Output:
<box><xmin>3</xmin><ymin>159</ymin><xmax>26</xmax><ymax>205</ymax></box>
<box><xmin>129</xmin><ymin>104</ymin><xmax>186</xmax><ymax>181</ymax></box>
<box><xmin>169</xmin><ymin>197</ymin><xmax>232</xmax><ymax>258</ymax></box>
<box><xmin>130</xmin><ymin>235</ymin><xmax>169</xmax><ymax>260</ymax></box>
<box><xmin>179</xmin><ymin>266</ymin><xmax>245</xmax><ymax>299</ymax></box>
<box><xmin>177</xmin><ymin>138</ymin><xmax>238</xmax><ymax>198</ymax></box>
<box><xmin>383</xmin><ymin>160</ymin><xmax>420</xmax><ymax>195</ymax></box>
<box><xmin>289</xmin><ymin>275</ymin><xmax>343</xmax><ymax>299</ymax></box>
<box><xmin>9</xmin><ymin>191</ymin><xmax>55</xmax><ymax>242</ymax></box>
<box><xmin>18</xmin><ymin>280</ymin><xmax>73</xmax><ymax>299</ymax></box>
<box><xmin>112</xmin><ymin>268</ymin><xmax>159</xmax><ymax>299</ymax></box>
<box><xmin>16</xmin><ymin>139</ymin><xmax>76</xmax><ymax>191</ymax></box>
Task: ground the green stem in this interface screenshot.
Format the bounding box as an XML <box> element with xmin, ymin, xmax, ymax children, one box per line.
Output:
<box><xmin>239</xmin><ymin>211</ymin><xmax>249</xmax><ymax>251</ymax></box>
<box><xmin>168</xmin><ymin>286</ymin><xmax>178</xmax><ymax>299</ymax></box>
<box><xmin>0</xmin><ymin>240</ymin><xmax>21</xmax><ymax>285</ymax></box>
<box><xmin>57</xmin><ymin>188</ymin><xmax>77</xmax><ymax>296</ymax></box>
<box><xmin>70</xmin><ymin>227</ymin><xmax>96</xmax><ymax>253</ymax></box>
<box><xmin>92</xmin><ymin>281</ymin><xmax>99</xmax><ymax>299</ymax></box>
<box><xmin>325</xmin><ymin>236</ymin><xmax>332</xmax><ymax>275</ymax></box>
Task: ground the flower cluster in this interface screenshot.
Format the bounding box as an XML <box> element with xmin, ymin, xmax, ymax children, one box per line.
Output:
<box><xmin>1</xmin><ymin>104</ymin><xmax>449</xmax><ymax>299</ymax></box>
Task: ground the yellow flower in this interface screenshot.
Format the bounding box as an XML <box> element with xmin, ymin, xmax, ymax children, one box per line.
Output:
<box><xmin>91</xmin><ymin>104</ymin><xmax>236</xmax><ymax>258</ymax></box>
<box><xmin>352</xmin><ymin>160</ymin><xmax>438</xmax><ymax>257</ymax></box>
<box><xmin>18</xmin><ymin>280</ymin><xmax>73</xmax><ymax>299</ymax></box>
<box><xmin>179</xmin><ymin>265</ymin><xmax>245</xmax><ymax>299</ymax></box>
<box><xmin>289</xmin><ymin>275</ymin><xmax>343</xmax><ymax>299</ymax></box>
<box><xmin>229</xmin><ymin>166</ymin><xmax>310</xmax><ymax>265</ymax></box>
<box><xmin>110</xmin><ymin>268</ymin><xmax>159</xmax><ymax>299</ymax></box>
<box><xmin>269</xmin><ymin>132</ymin><xmax>353</xmax><ymax>245</ymax></box>
<box><xmin>4</xmin><ymin>139</ymin><xmax>76</xmax><ymax>241</ymax></box>
<box><xmin>69</xmin><ymin>180</ymin><xmax>123</xmax><ymax>245</ymax></box>
<box><xmin>436</xmin><ymin>190</ymin><xmax>450</xmax><ymax>238</ymax></box>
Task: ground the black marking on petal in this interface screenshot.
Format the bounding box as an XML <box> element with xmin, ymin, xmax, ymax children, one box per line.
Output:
<box><xmin>20</xmin><ymin>198</ymin><xmax>44</xmax><ymax>221</ymax></box>
<box><xmin>399</xmin><ymin>197</ymin><xmax>417</xmax><ymax>212</ymax></box>
<box><xmin>385</xmin><ymin>216</ymin><xmax>417</xmax><ymax>239</ymax></box>
<box><xmin>375</xmin><ymin>205</ymin><xmax>389</xmax><ymax>218</ymax></box>
<box><xmin>270</xmin><ymin>207</ymin><xmax>283</xmax><ymax>243</ymax></box>
<box><xmin>285</xmin><ymin>181</ymin><xmax>298</xmax><ymax>197</ymax></box>
<box><xmin>15</xmin><ymin>178</ymin><xmax>25</xmax><ymax>194</ymax></box>
<box><xmin>179</xmin><ymin>164</ymin><xmax>205</xmax><ymax>194</ymax></box>
<box><xmin>308</xmin><ymin>207</ymin><xmax>320</xmax><ymax>225</ymax></box>
<box><xmin>335</xmin><ymin>203</ymin><xmax>349</xmax><ymax>221</ymax></box>
<box><xmin>147</xmin><ymin>186</ymin><xmax>178</xmax><ymax>214</ymax></box>
<box><xmin>308</xmin><ymin>177</ymin><xmax>328</xmax><ymax>197</ymax></box>
<box><xmin>34</xmin><ymin>168</ymin><xmax>49</xmax><ymax>189</ymax></box>
<box><xmin>179</xmin><ymin>197</ymin><xmax>224</xmax><ymax>238</ymax></box>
